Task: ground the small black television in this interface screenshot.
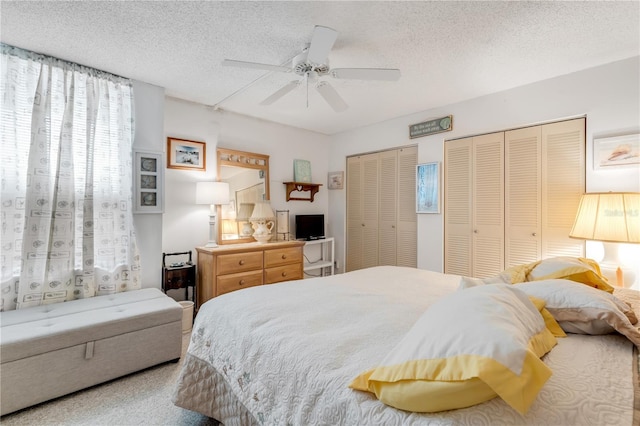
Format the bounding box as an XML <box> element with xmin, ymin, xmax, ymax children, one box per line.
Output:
<box><xmin>295</xmin><ymin>214</ymin><xmax>325</xmax><ymax>241</ymax></box>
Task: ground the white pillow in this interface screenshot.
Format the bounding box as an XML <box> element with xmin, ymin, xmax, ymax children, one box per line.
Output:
<box><xmin>515</xmin><ymin>279</ymin><xmax>640</xmax><ymax>346</ymax></box>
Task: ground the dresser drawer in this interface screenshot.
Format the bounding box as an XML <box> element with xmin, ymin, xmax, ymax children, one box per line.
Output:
<box><xmin>264</xmin><ymin>247</ymin><xmax>302</xmax><ymax>268</ymax></box>
<box><xmin>217</xmin><ymin>270</ymin><xmax>263</xmax><ymax>296</ymax></box>
<box><xmin>264</xmin><ymin>264</ymin><xmax>303</xmax><ymax>284</ymax></box>
<box><xmin>217</xmin><ymin>251</ymin><xmax>263</xmax><ymax>275</ymax></box>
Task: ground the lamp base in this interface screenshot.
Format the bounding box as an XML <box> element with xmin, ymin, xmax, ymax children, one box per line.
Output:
<box><xmin>204</xmin><ymin>241</ymin><xmax>219</xmax><ymax>248</ymax></box>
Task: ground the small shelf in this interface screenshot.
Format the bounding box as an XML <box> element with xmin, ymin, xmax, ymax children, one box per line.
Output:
<box><xmin>303</xmin><ymin>238</ymin><xmax>334</xmax><ymax>277</ymax></box>
<box><xmin>283</xmin><ymin>182</ymin><xmax>322</xmax><ymax>202</ymax></box>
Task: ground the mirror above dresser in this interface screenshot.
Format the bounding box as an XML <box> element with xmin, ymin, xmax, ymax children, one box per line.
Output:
<box><xmin>217</xmin><ymin>147</ymin><xmax>270</xmax><ymax>245</ymax></box>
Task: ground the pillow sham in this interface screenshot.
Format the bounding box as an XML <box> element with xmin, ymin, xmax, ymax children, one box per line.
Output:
<box><xmin>504</xmin><ymin>257</ymin><xmax>614</xmax><ymax>293</ymax></box>
<box><xmin>350</xmin><ymin>284</ymin><xmax>557</xmax><ymax>415</ymax></box>
<box><xmin>515</xmin><ymin>279</ymin><xmax>640</xmax><ymax>346</ymax></box>
<box><xmin>459</xmin><ymin>275</ymin><xmax>566</xmax><ymax>338</ymax></box>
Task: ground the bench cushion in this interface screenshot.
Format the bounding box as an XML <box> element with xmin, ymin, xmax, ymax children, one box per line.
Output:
<box><xmin>0</xmin><ymin>288</ymin><xmax>181</xmax><ymax>363</ymax></box>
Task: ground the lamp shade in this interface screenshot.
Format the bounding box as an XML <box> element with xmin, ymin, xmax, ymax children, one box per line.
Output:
<box><xmin>237</xmin><ymin>203</ymin><xmax>255</xmax><ymax>221</ymax></box>
<box><xmin>195</xmin><ymin>182</ymin><xmax>230</xmax><ymax>205</ymax></box>
<box><xmin>250</xmin><ymin>202</ymin><xmax>275</xmax><ymax>221</ymax></box>
<box><xmin>569</xmin><ymin>192</ymin><xmax>640</xmax><ymax>243</ymax></box>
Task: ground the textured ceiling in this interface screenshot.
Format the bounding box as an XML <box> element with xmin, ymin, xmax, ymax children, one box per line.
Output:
<box><xmin>1</xmin><ymin>1</ymin><xmax>638</xmax><ymax>135</ymax></box>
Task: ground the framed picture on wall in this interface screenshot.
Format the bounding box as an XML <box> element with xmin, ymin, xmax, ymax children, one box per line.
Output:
<box><xmin>416</xmin><ymin>162</ymin><xmax>440</xmax><ymax>214</ymax></box>
<box><xmin>327</xmin><ymin>171</ymin><xmax>344</xmax><ymax>190</ymax></box>
<box><xmin>134</xmin><ymin>150</ymin><xmax>164</xmax><ymax>214</ymax></box>
<box><xmin>167</xmin><ymin>137</ymin><xmax>206</xmax><ymax>171</ymax></box>
<box><xmin>594</xmin><ymin>133</ymin><xmax>640</xmax><ymax>170</ymax></box>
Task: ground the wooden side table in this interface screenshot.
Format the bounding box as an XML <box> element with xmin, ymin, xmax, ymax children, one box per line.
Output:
<box><xmin>162</xmin><ymin>251</ymin><xmax>196</xmax><ymax>302</ymax></box>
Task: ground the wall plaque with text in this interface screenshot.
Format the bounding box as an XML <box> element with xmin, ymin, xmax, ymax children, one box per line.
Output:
<box><xmin>409</xmin><ymin>115</ymin><xmax>453</xmax><ymax>139</ymax></box>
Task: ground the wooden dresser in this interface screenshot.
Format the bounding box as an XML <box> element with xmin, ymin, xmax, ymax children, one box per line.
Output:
<box><xmin>195</xmin><ymin>240</ymin><xmax>305</xmax><ymax>309</ymax></box>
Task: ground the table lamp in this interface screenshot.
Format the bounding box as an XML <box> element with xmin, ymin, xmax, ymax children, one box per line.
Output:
<box><xmin>196</xmin><ymin>181</ymin><xmax>230</xmax><ymax>248</ymax></box>
<box><xmin>569</xmin><ymin>192</ymin><xmax>640</xmax><ymax>286</ymax></box>
<box><xmin>249</xmin><ymin>201</ymin><xmax>275</xmax><ymax>244</ymax></box>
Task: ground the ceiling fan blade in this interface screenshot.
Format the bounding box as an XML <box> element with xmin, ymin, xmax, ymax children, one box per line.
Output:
<box><xmin>316</xmin><ymin>81</ymin><xmax>348</xmax><ymax>112</ymax></box>
<box><xmin>222</xmin><ymin>59</ymin><xmax>291</xmax><ymax>73</ymax></box>
<box><xmin>331</xmin><ymin>68</ymin><xmax>401</xmax><ymax>81</ymax></box>
<box><xmin>260</xmin><ymin>81</ymin><xmax>300</xmax><ymax>105</ymax></box>
<box><xmin>306</xmin><ymin>25</ymin><xmax>338</xmax><ymax>64</ymax></box>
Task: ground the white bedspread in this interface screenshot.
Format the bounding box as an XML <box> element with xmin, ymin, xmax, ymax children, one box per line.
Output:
<box><xmin>174</xmin><ymin>266</ymin><xmax>636</xmax><ymax>425</ymax></box>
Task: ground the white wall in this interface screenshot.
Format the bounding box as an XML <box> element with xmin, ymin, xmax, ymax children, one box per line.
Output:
<box><xmin>329</xmin><ymin>57</ymin><xmax>640</xmax><ymax>279</ymax></box>
<box><xmin>132</xmin><ymin>80</ymin><xmax>165</xmax><ymax>289</ymax></box>
<box><xmin>163</xmin><ymin>98</ymin><xmax>332</xmax><ymax>284</ymax></box>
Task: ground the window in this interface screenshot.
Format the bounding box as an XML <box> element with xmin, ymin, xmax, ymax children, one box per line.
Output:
<box><xmin>0</xmin><ymin>44</ymin><xmax>140</xmax><ymax>311</ymax></box>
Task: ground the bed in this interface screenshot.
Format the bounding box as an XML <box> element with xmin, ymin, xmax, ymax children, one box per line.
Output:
<box><xmin>172</xmin><ymin>265</ymin><xmax>640</xmax><ymax>425</ymax></box>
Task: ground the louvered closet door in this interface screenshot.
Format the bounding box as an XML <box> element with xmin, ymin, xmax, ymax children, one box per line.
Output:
<box><xmin>361</xmin><ymin>154</ymin><xmax>380</xmax><ymax>269</ymax></box>
<box><xmin>444</xmin><ymin>137</ymin><xmax>473</xmax><ymax>276</ymax></box>
<box><xmin>378</xmin><ymin>150</ymin><xmax>398</xmax><ymax>266</ymax></box>
<box><xmin>472</xmin><ymin>132</ymin><xmax>505</xmax><ymax>278</ymax></box>
<box><xmin>346</xmin><ymin>153</ymin><xmax>379</xmax><ymax>271</ymax></box>
<box><xmin>396</xmin><ymin>146</ymin><xmax>418</xmax><ymax>267</ymax></box>
<box><xmin>505</xmin><ymin>126</ymin><xmax>542</xmax><ymax>268</ymax></box>
<box><xmin>541</xmin><ymin>118</ymin><xmax>585</xmax><ymax>258</ymax></box>
<box><xmin>346</xmin><ymin>155</ymin><xmax>363</xmax><ymax>271</ymax></box>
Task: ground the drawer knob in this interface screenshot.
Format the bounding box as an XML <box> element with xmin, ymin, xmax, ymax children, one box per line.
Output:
<box><xmin>281</xmin><ymin>272</ymin><xmax>287</xmax><ymax>277</ymax></box>
<box><xmin>239</xmin><ymin>260</ymin><xmax>245</xmax><ymax>265</ymax></box>
<box><xmin>239</xmin><ymin>279</ymin><xmax>245</xmax><ymax>285</ymax></box>
<box><xmin>281</xmin><ymin>254</ymin><xmax>287</xmax><ymax>259</ymax></box>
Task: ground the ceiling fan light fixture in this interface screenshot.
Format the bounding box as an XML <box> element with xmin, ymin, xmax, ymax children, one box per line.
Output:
<box><xmin>307</xmin><ymin>71</ymin><xmax>319</xmax><ymax>83</ymax></box>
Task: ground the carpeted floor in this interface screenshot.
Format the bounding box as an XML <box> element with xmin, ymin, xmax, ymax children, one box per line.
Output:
<box><xmin>1</xmin><ymin>333</ymin><xmax>219</xmax><ymax>426</ymax></box>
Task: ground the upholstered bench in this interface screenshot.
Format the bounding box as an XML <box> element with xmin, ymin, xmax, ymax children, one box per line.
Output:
<box><xmin>0</xmin><ymin>288</ymin><xmax>182</xmax><ymax>415</ymax></box>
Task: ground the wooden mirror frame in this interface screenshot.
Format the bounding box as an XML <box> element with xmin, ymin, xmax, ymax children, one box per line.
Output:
<box><xmin>217</xmin><ymin>147</ymin><xmax>270</xmax><ymax>245</ymax></box>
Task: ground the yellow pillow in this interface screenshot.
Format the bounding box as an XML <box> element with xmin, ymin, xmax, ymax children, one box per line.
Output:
<box><xmin>505</xmin><ymin>257</ymin><xmax>614</xmax><ymax>293</ymax></box>
<box><xmin>350</xmin><ymin>285</ymin><xmax>557</xmax><ymax>414</ymax></box>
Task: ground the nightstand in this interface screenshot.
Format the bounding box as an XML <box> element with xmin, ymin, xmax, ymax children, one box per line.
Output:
<box><xmin>162</xmin><ymin>251</ymin><xmax>196</xmax><ymax>302</ymax></box>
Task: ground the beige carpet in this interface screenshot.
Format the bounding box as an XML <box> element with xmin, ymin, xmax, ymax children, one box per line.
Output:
<box><xmin>1</xmin><ymin>333</ymin><xmax>219</xmax><ymax>426</ymax></box>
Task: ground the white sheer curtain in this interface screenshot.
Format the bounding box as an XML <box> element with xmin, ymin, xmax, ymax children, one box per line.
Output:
<box><xmin>0</xmin><ymin>44</ymin><xmax>141</xmax><ymax>311</ymax></box>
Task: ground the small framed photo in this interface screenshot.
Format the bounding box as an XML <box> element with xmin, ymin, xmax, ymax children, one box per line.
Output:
<box><xmin>594</xmin><ymin>133</ymin><xmax>640</xmax><ymax>170</ymax></box>
<box><xmin>416</xmin><ymin>162</ymin><xmax>440</xmax><ymax>214</ymax></box>
<box><xmin>167</xmin><ymin>137</ymin><xmax>206</xmax><ymax>171</ymax></box>
<box><xmin>134</xmin><ymin>151</ymin><xmax>164</xmax><ymax>214</ymax></box>
<box><xmin>327</xmin><ymin>171</ymin><xmax>344</xmax><ymax>190</ymax></box>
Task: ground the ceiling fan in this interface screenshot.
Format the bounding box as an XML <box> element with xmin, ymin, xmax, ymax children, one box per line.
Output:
<box><xmin>222</xmin><ymin>25</ymin><xmax>401</xmax><ymax>112</ymax></box>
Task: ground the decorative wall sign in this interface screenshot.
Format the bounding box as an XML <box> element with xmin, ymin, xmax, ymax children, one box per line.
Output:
<box><xmin>416</xmin><ymin>162</ymin><xmax>440</xmax><ymax>214</ymax></box>
<box><xmin>593</xmin><ymin>133</ymin><xmax>640</xmax><ymax>169</ymax></box>
<box><xmin>134</xmin><ymin>150</ymin><xmax>164</xmax><ymax>214</ymax></box>
<box><xmin>327</xmin><ymin>171</ymin><xmax>344</xmax><ymax>190</ymax></box>
<box><xmin>167</xmin><ymin>137</ymin><xmax>206</xmax><ymax>171</ymax></box>
<box><xmin>409</xmin><ymin>115</ymin><xmax>453</xmax><ymax>139</ymax></box>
